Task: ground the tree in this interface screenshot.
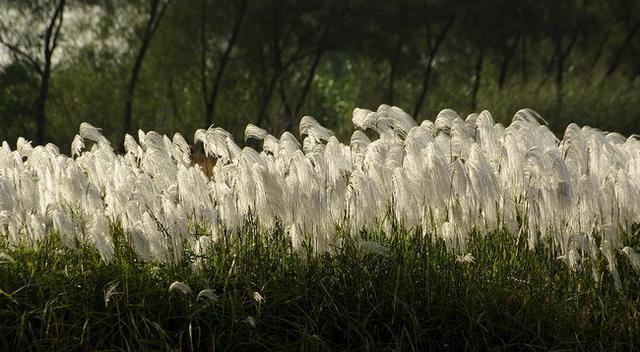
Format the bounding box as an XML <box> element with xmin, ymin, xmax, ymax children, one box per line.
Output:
<box><xmin>250</xmin><ymin>0</ymin><xmax>319</xmax><ymax>130</ymax></box>
<box><xmin>122</xmin><ymin>0</ymin><xmax>172</xmax><ymax>138</ymax></box>
<box><xmin>199</xmin><ymin>0</ymin><xmax>248</xmax><ymax>127</ymax></box>
<box><xmin>281</xmin><ymin>3</ymin><xmax>336</xmax><ymax>130</ymax></box>
<box><xmin>0</xmin><ymin>0</ymin><xmax>66</xmax><ymax>144</ymax></box>
<box><xmin>538</xmin><ymin>0</ymin><xmax>586</xmax><ymax>106</ymax></box>
<box><xmin>413</xmin><ymin>0</ymin><xmax>460</xmax><ymax>118</ymax></box>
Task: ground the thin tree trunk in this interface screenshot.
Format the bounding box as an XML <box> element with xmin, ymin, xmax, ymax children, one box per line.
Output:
<box><xmin>555</xmin><ymin>58</ymin><xmax>566</xmax><ymax>108</ymax></box>
<box><xmin>167</xmin><ymin>75</ymin><xmax>179</xmax><ymax>119</ymax></box>
<box><xmin>35</xmin><ymin>0</ymin><xmax>65</xmax><ymax>145</ymax></box>
<box><xmin>256</xmin><ymin>73</ymin><xmax>280</xmax><ymax>127</ymax></box>
<box><xmin>123</xmin><ymin>0</ymin><xmax>171</xmax><ymax>138</ymax></box>
<box><xmin>498</xmin><ymin>36</ymin><xmax>520</xmax><ymax>90</ymax></box>
<box><xmin>521</xmin><ymin>36</ymin><xmax>528</xmax><ymax>82</ymax></box>
<box><xmin>386</xmin><ymin>38</ymin><xmax>402</xmax><ymax>104</ymax></box>
<box><xmin>498</xmin><ymin>54</ymin><xmax>509</xmax><ymax>90</ymax></box>
<box><xmin>555</xmin><ymin>42</ymin><xmax>565</xmax><ymax>105</ymax></box>
<box><xmin>287</xmin><ymin>26</ymin><xmax>329</xmax><ymax>131</ymax></box>
<box><xmin>413</xmin><ymin>10</ymin><xmax>457</xmax><ymax>118</ymax></box>
<box><xmin>204</xmin><ymin>0</ymin><xmax>247</xmax><ymax>126</ymax></box>
<box><xmin>199</xmin><ymin>0</ymin><xmax>208</xmax><ymax>115</ymax></box>
<box><xmin>255</xmin><ymin>10</ymin><xmax>304</xmax><ymax>128</ymax></box>
<box><xmin>256</xmin><ymin>14</ymin><xmax>287</xmax><ymax>129</ymax></box>
<box><xmin>632</xmin><ymin>58</ymin><xmax>640</xmax><ymax>81</ymax></box>
<box><xmin>545</xmin><ymin>42</ymin><xmax>560</xmax><ymax>77</ymax></box>
<box><xmin>35</xmin><ymin>66</ymin><xmax>50</xmax><ymax>145</ymax></box>
<box><xmin>278</xmin><ymin>79</ymin><xmax>293</xmax><ymax>131</ymax></box>
<box><xmin>413</xmin><ymin>56</ymin><xmax>435</xmax><ymax>118</ymax></box>
<box><xmin>293</xmin><ymin>48</ymin><xmax>323</xmax><ymax>119</ymax></box>
<box><xmin>589</xmin><ymin>29</ymin><xmax>610</xmax><ymax>77</ymax></box>
<box><xmin>256</xmin><ymin>51</ymin><xmax>305</xmax><ymax>129</ymax></box>
<box><xmin>471</xmin><ymin>48</ymin><xmax>485</xmax><ymax>110</ymax></box>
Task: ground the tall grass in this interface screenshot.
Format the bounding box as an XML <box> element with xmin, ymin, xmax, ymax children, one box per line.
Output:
<box><xmin>1</xmin><ymin>223</ymin><xmax>638</xmax><ymax>350</ymax></box>
<box><xmin>1</xmin><ymin>104</ymin><xmax>640</xmax><ymax>349</ymax></box>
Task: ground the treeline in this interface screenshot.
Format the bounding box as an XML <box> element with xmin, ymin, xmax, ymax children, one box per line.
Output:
<box><xmin>1</xmin><ymin>0</ymin><xmax>640</xmax><ymax>148</ymax></box>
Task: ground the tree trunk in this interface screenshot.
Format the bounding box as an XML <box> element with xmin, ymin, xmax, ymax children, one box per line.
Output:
<box><xmin>256</xmin><ymin>74</ymin><xmax>280</xmax><ymax>127</ymax></box>
<box><xmin>286</xmin><ymin>26</ymin><xmax>329</xmax><ymax>130</ymax></box>
<box><xmin>277</xmin><ymin>84</ymin><xmax>294</xmax><ymax>133</ymax></box>
<box><xmin>204</xmin><ymin>0</ymin><xmax>247</xmax><ymax>126</ymax></box>
<box><xmin>35</xmin><ymin>0</ymin><xmax>65</xmax><ymax>145</ymax></box>
<box><xmin>521</xmin><ymin>36</ymin><xmax>528</xmax><ymax>82</ymax></box>
<box><xmin>199</xmin><ymin>0</ymin><xmax>208</xmax><ymax>116</ymax></box>
<box><xmin>556</xmin><ymin>55</ymin><xmax>565</xmax><ymax>106</ymax></box>
<box><xmin>35</xmin><ymin>65</ymin><xmax>50</xmax><ymax>145</ymax></box>
<box><xmin>589</xmin><ymin>29</ymin><xmax>610</xmax><ymax>78</ymax></box>
<box><xmin>123</xmin><ymin>56</ymin><xmax>144</xmax><ymax>137</ymax></box>
<box><xmin>632</xmin><ymin>58</ymin><xmax>640</xmax><ymax>82</ymax></box>
<box><xmin>498</xmin><ymin>36</ymin><xmax>519</xmax><ymax>90</ymax></box>
<box><xmin>413</xmin><ymin>10</ymin><xmax>457</xmax><ymax>118</ymax></box>
<box><xmin>255</xmin><ymin>55</ymin><xmax>303</xmax><ymax>129</ymax></box>
<box><xmin>413</xmin><ymin>56</ymin><xmax>434</xmax><ymax>118</ymax></box>
<box><xmin>123</xmin><ymin>0</ymin><xmax>171</xmax><ymax>138</ymax></box>
<box><xmin>545</xmin><ymin>42</ymin><xmax>560</xmax><ymax>77</ymax></box>
<box><xmin>293</xmin><ymin>48</ymin><xmax>323</xmax><ymax>119</ymax></box>
<box><xmin>167</xmin><ymin>75</ymin><xmax>179</xmax><ymax>119</ymax></box>
<box><xmin>471</xmin><ymin>48</ymin><xmax>485</xmax><ymax>110</ymax></box>
<box><xmin>386</xmin><ymin>38</ymin><xmax>402</xmax><ymax>104</ymax></box>
<box><xmin>255</xmin><ymin>9</ymin><xmax>304</xmax><ymax>129</ymax></box>
<box><xmin>497</xmin><ymin>54</ymin><xmax>509</xmax><ymax>90</ymax></box>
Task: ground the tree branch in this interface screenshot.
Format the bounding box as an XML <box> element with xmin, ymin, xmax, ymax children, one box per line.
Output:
<box><xmin>0</xmin><ymin>39</ymin><xmax>42</xmax><ymax>75</ymax></box>
<box><xmin>43</xmin><ymin>0</ymin><xmax>66</xmax><ymax>57</ymax></box>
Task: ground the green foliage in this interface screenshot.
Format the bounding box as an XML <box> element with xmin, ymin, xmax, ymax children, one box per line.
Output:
<box><xmin>1</xmin><ymin>0</ymin><xmax>640</xmax><ymax>149</ymax></box>
<box><xmin>0</xmin><ymin>63</ymin><xmax>38</xmax><ymax>142</ymax></box>
<box><xmin>1</xmin><ymin>225</ymin><xmax>639</xmax><ymax>350</ymax></box>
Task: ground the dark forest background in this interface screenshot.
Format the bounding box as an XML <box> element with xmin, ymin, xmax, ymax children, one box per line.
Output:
<box><xmin>1</xmin><ymin>0</ymin><xmax>640</xmax><ymax>150</ymax></box>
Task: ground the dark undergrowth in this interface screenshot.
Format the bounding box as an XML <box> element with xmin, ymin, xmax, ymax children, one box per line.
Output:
<box><xmin>0</xmin><ymin>223</ymin><xmax>639</xmax><ymax>351</ymax></box>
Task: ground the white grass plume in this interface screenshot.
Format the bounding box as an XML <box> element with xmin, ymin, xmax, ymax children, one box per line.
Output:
<box><xmin>0</xmin><ymin>105</ymin><xmax>638</xmax><ymax>291</ymax></box>
<box><xmin>169</xmin><ymin>281</ymin><xmax>192</xmax><ymax>295</ymax></box>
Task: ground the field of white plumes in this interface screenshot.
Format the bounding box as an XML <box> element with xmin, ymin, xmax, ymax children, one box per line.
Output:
<box><xmin>2</xmin><ymin>105</ymin><xmax>640</xmax><ymax>350</ymax></box>
<box><xmin>2</xmin><ymin>105</ymin><xmax>640</xmax><ymax>290</ymax></box>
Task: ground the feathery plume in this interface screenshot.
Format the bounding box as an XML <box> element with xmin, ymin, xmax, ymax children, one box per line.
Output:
<box><xmin>169</xmin><ymin>281</ymin><xmax>192</xmax><ymax>295</ymax></box>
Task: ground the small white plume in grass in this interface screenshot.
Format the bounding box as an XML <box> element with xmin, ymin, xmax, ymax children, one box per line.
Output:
<box><xmin>169</xmin><ymin>281</ymin><xmax>192</xmax><ymax>295</ymax></box>
<box><xmin>359</xmin><ymin>241</ymin><xmax>390</xmax><ymax>257</ymax></box>
<box><xmin>104</xmin><ymin>281</ymin><xmax>120</xmax><ymax>308</ymax></box>
<box><xmin>352</xmin><ymin>108</ymin><xmax>378</xmax><ymax>133</ymax></box>
<box><xmin>197</xmin><ymin>289</ymin><xmax>219</xmax><ymax>303</ymax></box>
<box><xmin>16</xmin><ymin>137</ymin><xmax>33</xmax><ymax>157</ymax></box>
<box><xmin>79</xmin><ymin>122</ymin><xmax>110</xmax><ymax>147</ymax></box>
<box><xmin>71</xmin><ymin>135</ymin><xmax>84</xmax><ymax>157</ymax></box>
<box><xmin>456</xmin><ymin>253</ymin><xmax>475</xmax><ymax>264</ymax></box>
<box><xmin>244</xmin><ymin>316</ymin><xmax>257</xmax><ymax>328</ymax></box>
<box><xmin>172</xmin><ymin>133</ymin><xmax>191</xmax><ymax>164</ymax></box>
<box><xmin>622</xmin><ymin>247</ymin><xmax>640</xmax><ymax>273</ymax></box>
<box><xmin>244</xmin><ymin>124</ymin><xmax>269</xmax><ymax>142</ymax></box>
<box><xmin>0</xmin><ymin>252</ymin><xmax>15</xmax><ymax>264</ymax></box>
<box><xmin>601</xmin><ymin>240</ymin><xmax>621</xmax><ymax>290</ymax></box>
<box><xmin>2</xmin><ymin>104</ymin><xmax>640</xmax><ymax>289</ymax></box>
<box><xmin>252</xmin><ymin>291</ymin><xmax>265</xmax><ymax>304</ymax></box>
<box><xmin>558</xmin><ymin>248</ymin><xmax>581</xmax><ymax>271</ymax></box>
